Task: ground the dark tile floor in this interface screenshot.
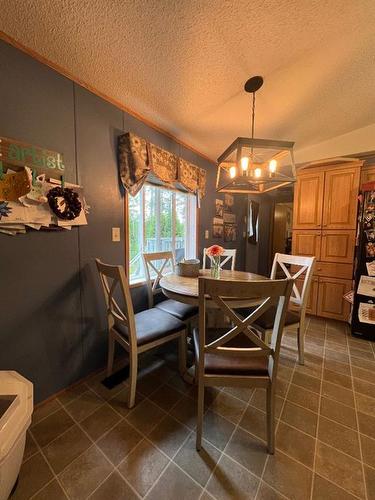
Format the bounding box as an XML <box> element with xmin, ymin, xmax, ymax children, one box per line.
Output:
<box><xmin>13</xmin><ymin>317</ymin><xmax>375</xmax><ymax>499</ymax></box>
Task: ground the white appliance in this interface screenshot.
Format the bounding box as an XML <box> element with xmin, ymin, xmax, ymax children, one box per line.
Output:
<box><xmin>0</xmin><ymin>372</ymin><xmax>33</xmax><ymax>500</ymax></box>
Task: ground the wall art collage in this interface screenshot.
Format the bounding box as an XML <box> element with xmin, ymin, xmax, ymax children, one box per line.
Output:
<box><xmin>213</xmin><ymin>194</ymin><xmax>237</xmax><ymax>242</ymax></box>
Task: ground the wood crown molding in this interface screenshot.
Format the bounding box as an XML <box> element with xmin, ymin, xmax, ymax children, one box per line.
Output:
<box><xmin>0</xmin><ymin>30</ymin><xmax>215</xmax><ymax>165</ymax></box>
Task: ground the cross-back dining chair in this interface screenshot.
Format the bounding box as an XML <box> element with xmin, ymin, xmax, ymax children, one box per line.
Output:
<box><xmin>202</xmin><ymin>248</ymin><xmax>236</xmax><ymax>271</ymax></box>
<box><xmin>143</xmin><ymin>251</ymin><xmax>198</xmax><ymax>322</ymax></box>
<box><xmin>194</xmin><ymin>276</ymin><xmax>294</xmax><ymax>453</ymax></box>
<box><xmin>95</xmin><ymin>259</ymin><xmax>187</xmax><ymax>408</ymax></box>
<box><xmin>253</xmin><ymin>253</ymin><xmax>316</xmax><ymax>365</ymax></box>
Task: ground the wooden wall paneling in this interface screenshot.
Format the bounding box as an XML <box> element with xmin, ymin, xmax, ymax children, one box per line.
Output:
<box><xmin>0</xmin><ymin>41</ymin><xmax>83</xmax><ymax>402</ymax></box>
<box><xmin>293</xmin><ymin>171</ymin><xmax>324</xmax><ymax>229</ymax></box>
<box><xmin>75</xmin><ymin>85</ymin><xmax>124</xmax><ymax>373</ymax></box>
<box><xmin>317</xmin><ymin>277</ymin><xmax>352</xmax><ymax>321</ymax></box>
<box><xmin>322</xmin><ymin>166</ymin><xmax>360</xmax><ymax>229</ymax></box>
<box><xmin>320</xmin><ymin>230</ymin><xmax>356</xmax><ymax>264</ymax></box>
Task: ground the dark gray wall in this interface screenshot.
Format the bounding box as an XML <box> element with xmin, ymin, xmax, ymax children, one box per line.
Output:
<box><xmin>0</xmin><ymin>40</ymin><xmax>249</xmax><ymax>402</ymax></box>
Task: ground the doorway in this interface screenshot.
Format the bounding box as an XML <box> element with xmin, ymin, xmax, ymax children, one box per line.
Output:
<box><xmin>271</xmin><ymin>202</ymin><xmax>293</xmax><ymax>257</ymax></box>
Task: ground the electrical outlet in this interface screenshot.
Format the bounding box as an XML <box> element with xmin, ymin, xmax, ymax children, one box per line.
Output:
<box><xmin>205</xmin><ymin>229</ymin><xmax>209</xmax><ymax>239</ymax></box>
<box><xmin>112</xmin><ymin>227</ymin><xmax>121</xmax><ymax>242</ymax></box>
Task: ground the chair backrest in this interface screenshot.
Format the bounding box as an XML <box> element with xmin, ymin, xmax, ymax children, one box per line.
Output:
<box><xmin>197</xmin><ymin>277</ymin><xmax>294</xmax><ymax>381</ymax></box>
<box><xmin>142</xmin><ymin>251</ymin><xmax>175</xmax><ymax>308</ymax></box>
<box><xmin>95</xmin><ymin>259</ymin><xmax>136</xmax><ymax>346</ymax></box>
<box><xmin>202</xmin><ymin>248</ymin><xmax>236</xmax><ymax>270</ymax></box>
<box><xmin>270</xmin><ymin>253</ymin><xmax>316</xmax><ymax>313</ymax></box>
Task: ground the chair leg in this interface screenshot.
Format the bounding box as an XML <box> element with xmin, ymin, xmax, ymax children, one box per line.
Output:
<box><xmin>297</xmin><ymin>320</ymin><xmax>305</xmax><ymax>365</ymax></box>
<box><xmin>266</xmin><ymin>386</ymin><xmax>275</xmax><ymax>454</ymax></box>
<box><xmin>107</xmin><ymin>333</ymin><xmax>115</xmax><ymax>377</ymax></box>
<box><xmin>178</xmin><ymin>330</ymin><xmax>187</xmax><ymax>376</ymax></box>
<box><xmin>196</xmin><ymin>378</ymin><xmax>205</xmax><ymax>451</ymax></box>
<box><xmin>128</xmin><ymin>350</ymin><xmax>138</xmax><ymax>409</ymax></box>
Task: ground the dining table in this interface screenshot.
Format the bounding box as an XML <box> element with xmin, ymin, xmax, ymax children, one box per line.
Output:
<box><xmin>159</xmin><ymin>268</ymin><xmax>268</xmax><ymax>307</ymax></box>
<box><xmin>160</xmin><ymin>269</ymin><xmax>268</xmax><ymax>383</ymax></box>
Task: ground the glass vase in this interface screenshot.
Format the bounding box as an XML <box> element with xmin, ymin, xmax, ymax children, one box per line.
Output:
<box><xmin>210</xmin><ymin>256</ymin><xmax>221</xmax><ymax>279</ymax></box>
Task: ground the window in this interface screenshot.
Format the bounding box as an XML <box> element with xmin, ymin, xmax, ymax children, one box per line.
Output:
<box><xmin>128</xmin><ymin>184</ymin><xmax>197</xmax><ymax>283</ymax></box>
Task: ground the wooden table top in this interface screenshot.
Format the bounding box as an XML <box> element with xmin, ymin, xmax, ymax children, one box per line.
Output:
<box><xmin>160</xmin><ymin>269</ymin><xmax>267</xmax><ymax>298</ymax></box>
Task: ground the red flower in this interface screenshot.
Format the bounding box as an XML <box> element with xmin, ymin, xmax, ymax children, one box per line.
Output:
<box><xmin>206</xmin><ymin>245</ymin><xmax>224</xmax><ymax>257</ymax></box>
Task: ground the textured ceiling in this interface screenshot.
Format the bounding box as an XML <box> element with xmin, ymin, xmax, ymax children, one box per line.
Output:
<box><xmin>1</xmin><ymin>0</ymin><xmax>375</xmax><ymax>161</ymax></box>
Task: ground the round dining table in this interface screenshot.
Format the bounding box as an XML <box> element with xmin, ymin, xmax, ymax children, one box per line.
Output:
<box><xmin>160</xmin><ymin>269</ymin><xmax>268</xmax><ymax>307</ymax></box>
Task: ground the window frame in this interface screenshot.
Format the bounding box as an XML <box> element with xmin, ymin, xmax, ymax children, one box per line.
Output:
<box><xmin>125</xmin><ymin>183</ymin><xmax>198</xmax><ymax>287</ymax></box>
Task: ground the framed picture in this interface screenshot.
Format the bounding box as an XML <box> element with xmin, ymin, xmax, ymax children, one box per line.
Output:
<box><xmin>224</xmin><ymin>193</ymin><xmax>234</xmax><ymax>212</ymax></box>
<box><xmin>212</xmin><ymin>224</ymin><xmax>223</xmax><ymax>239</ymax></box>
<box><xmin>224</xmin><ymin>223</ymin><xmax>237</xmax><ymax>242</ymax></box>
<box><xmin>215</xmin><ymin>199</ymin><xmax>223</xmax><ymax>218</ymax></box>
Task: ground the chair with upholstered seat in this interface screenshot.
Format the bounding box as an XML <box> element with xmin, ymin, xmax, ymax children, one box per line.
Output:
<box><xmin>253</xmin><ymin>253</ymin><xmax>315</xmax><ymax>365</ymax></box>
<box><xmin>95</xmin><ymin>259</ymin><xmax>187</xmax><ymax>408</ymax></box>
<box><xmin>143</xmin><ymin>251</ymin><xmax>198</xmax><ymax>322</ymax></box>
<box><xmin>202</xmin><ymin>248</ymin><xmax>236</xmax><ymax>271</ymax></box>
<box><xmin>194</xmin><ymin>276</ymin><xmax>293</xmax><ymax>453</ymax></box>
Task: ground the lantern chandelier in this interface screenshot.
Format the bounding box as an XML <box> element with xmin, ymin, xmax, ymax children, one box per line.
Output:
<box><xmin>216</xmin><ymin>76</ymin><xmax>296</xmax><ymax>194</ymax></box>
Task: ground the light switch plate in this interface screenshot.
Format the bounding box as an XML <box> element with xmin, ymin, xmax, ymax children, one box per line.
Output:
<box><xmin>112</xmin><ymin>227</ymin><xmax>121</xmax><ymax>242</ymax></box>
<box><xmin>205</xmin><ymin>229</ymin><xmax>209</xmax><ymax>239</ymax></box>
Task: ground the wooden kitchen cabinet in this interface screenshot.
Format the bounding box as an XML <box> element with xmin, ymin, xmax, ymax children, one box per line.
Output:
<box><xmin>292</xmin><ymin>160</ymin><xmax>362</xmax><ymax>321</ymax></box>
<box><xmin>322</xmin><ymin>166</ymin><xmax>360</xmax><ymax>229</ymax></box>
<box><xmin>292</xmin><ymin>230</ymin><xmax>321</xmax><ymax>259</ymax></box>
<box><xmin>293</xmin><ymin>171</ymin><xmax>324</xmax><ymax>229</ymax></box>
<box><xmin>320</xmin><ymin>230</ymin><xmax>356</xmax><ymax>264</ymax></box>
<box><xmin>317</xmin><ymin>277</ymin><xmax>352</xmax><ymax>321</ymax></box>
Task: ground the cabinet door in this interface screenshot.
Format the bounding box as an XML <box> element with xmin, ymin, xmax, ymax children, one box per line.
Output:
<box><xmin>317</xmin><ymin>277</ymin><xmax>352</xmax><ymax>321</ymax></box>
<box><xmin>292</xmin><ymin>230</ymin><xmax>321</xmax><ymax>259</ymax></box>
<box><xmin>320</xmin><ymin>230</ymin><xmax>356</xmax><ymax>264</ymax></box>
<box><xmin>293</xmin><ymin>172</ymin><xmax>324</xmax><ymax>229</ymax></box>
<box><xmin>322</xmin><ymin>167</ymin><xmax>360</xmax><ymax>229</ymax></box>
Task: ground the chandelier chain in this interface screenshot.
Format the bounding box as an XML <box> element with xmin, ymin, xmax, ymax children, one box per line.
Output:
<box><xmin>251</xmin><ymin>91</ymin><xmax>256</xmax><ymax>139</ymax></box>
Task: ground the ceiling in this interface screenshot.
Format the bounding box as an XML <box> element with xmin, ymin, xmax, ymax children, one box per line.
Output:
<box><xmin>1</xmin><ymin>0</ymin><xmax>375</xmax><ymax>162</ymax></box>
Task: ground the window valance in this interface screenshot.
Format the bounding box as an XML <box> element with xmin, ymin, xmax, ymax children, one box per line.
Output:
<box><xmin>118</xmin><ymin>132</ymin><xmax>206</xmax><ymax>198</ymax></box>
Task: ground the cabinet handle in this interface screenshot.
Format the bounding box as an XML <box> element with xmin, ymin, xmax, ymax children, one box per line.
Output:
<box><xmin>317</xmin><ymin>268</ymin><xmax>322</xmax><ymax>271</ymax></box>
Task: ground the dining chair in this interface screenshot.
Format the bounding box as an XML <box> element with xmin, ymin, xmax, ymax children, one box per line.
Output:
<box><xmin>194</xmin><ymin>276</ymin><xmax>293</xmax><ymax>453</ymax></box>
<box><xmin>202</xmin><ymin>248</ymin><xmax>237</xmax><ymax>270</ymax></box>
<box><xmin>95</xmin><ymin>259</ymin><xmax>187</xmax><ymax>408</ymax></box>
<box><xmin>143</xmin><ymin>251</ymin><xmax>198</xmax><ymax>322</ymax></box>
<box><xmin>253</xmin><ymin>253</ymin><xmax>316</xmax><ymax>365</ymax></box>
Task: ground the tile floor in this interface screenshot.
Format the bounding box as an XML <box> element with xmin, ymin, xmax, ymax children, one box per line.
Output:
<box><xmin>13</xmin><ymin>316</ymin><xmax>375</xmax><ymax>500</ymax></box>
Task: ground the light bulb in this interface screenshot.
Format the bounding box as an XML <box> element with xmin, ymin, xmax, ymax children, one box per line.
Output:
<box><xmin>269</xmin><ymin>159</ymin><xmax>277</xmax><ymax>173</ymax></box>
<box><xmin>229</xmin><ymin>166</ymin><xmax>237</xmax><ymax>179</ymax></box>
<box><xmin>240</xmin><ymin>156</ymin><xmax>249</xmax><ymax>171</ymax></box>
<box><xmin>254</xmin><ymin>168</ymin><xmax>262</xmax><ymax>178</ymax></box>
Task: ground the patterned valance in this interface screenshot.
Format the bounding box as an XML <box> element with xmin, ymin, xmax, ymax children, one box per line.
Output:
<box><xmin>118</xmin><ymin>132</ymin><xmax>206</xmax><ymax>198</ymax></box>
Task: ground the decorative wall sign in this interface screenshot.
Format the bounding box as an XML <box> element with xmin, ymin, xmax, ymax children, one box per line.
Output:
<box><xmin>0</xmin><ymin>136</ymin><xmax>65</xmax><ymax>177</ymax></box>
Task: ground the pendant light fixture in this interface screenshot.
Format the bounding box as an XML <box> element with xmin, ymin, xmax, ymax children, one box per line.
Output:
<box><xmin>216</xmin><ymin>76</ymin><xmax>296</xmax><ymax>194</ymax></box>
